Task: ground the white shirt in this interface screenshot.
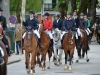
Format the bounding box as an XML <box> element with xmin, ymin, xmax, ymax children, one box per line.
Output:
<box><xmin>30</xmin><ymin>17</ymin><xmax>34</xmax><ymax>20</ymax></box>
<box><xmin>57</xmin><ymin>19</ymin><xmax>60</xmax><ymax>23</ymax></box>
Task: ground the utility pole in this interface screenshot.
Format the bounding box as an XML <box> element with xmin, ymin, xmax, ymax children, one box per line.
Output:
<box><xmin>20</xmin><ymin>0</ymin><xmax>26</xmax><ymax>55</ymax></box>
<box><xmin>41</xmin><ymin>0</ymin><xmax>44</xmax><ymax>18</ymax></box>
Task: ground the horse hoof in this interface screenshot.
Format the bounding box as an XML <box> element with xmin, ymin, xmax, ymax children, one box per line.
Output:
<box><xmin>47</xmin><ymin>66</ymin><xmax>50</xmax><ymax>69</ymax></box>
<box><xmin>54</xmin><ymin>63</ymin><xmax>57</xmax><ymax>65</ymax></box>
<box><xmin>69</xmin><ymin>66</ymin><xmax>72</xmax><ymax>71</ymax></box>
<box><xmin>76</xmin><ymin>60</ymin><xmax>79</xmax><ymax>63</ymax></box>
<box><xmin>64</xmin><ymin>66</ymin><xmax>68</xmax><ymax>71</ymax></box>
<box><xmin>86</xmin><ymin>59</ymin><xmax>89</xmax><ymax>62</ymax></box>
<box><xmin>30</xmin><ymin>70</ymin><xmax>33</xmax><ymax>75</ymax></box>
<box><xmin>42</xmin><ymin>67</ymin><xmax>45</xmax><ymax>71</ymax></box>
<box><xmin>39</xmin><ymin>64</ymin><xmax>42</xmax><ymax>68</ymax></box>
<box><xmin>59</xmin><ymin>62</ymin><xmax>62</xmax><ymax>65</ymax></box>
<box><xmin>27</xmin><ymin>69</ymin><xmax>30</xmax><ymax>74</ymax></box>
<box><xmin>33</xmin><ymin>70</ymin><xmax>35</xmax><ymax>73</ymax></box>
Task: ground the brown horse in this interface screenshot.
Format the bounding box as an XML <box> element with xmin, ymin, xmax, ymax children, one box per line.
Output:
<box><xmin>0</xmin><ymin>22</ymin><xmax>11</xmax><ymax>62</ymax></box>
<box><xmin>0</xmin><ymin>22</ymin><xmax>8</xmax><ymax>75</ymax></box>
<box><xmin>24</xmin><ymin>26</ymin><xmax>38</xmax><ymax>75</ymax></box>
<box><xmin>39</xmin><ymin>20</ymin><xmax>52</xmax><ymax>71</ymax></box>
<box><xmin>76</xmin><ymin>25</ymin><xmax>89</xmax><ymax>63</ymax></box>
<box><xmin>62</xmin><ymin>29</ymin><xmax>75</xmax><ymax>71</ymax></box>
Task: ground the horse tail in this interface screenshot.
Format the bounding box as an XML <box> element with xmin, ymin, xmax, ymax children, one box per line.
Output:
<box><xmin>2</xmin><ymin>62</ymin><xmax>7</xmax><ymax>75</ymax></box>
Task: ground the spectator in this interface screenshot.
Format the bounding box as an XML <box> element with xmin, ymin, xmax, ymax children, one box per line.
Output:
<box><xmin>14</xmin><ymin>24</ymin><xmax>24</xmax><ymax>55</ymax></box>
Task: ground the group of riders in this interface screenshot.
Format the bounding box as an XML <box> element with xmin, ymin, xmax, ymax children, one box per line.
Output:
<box><xmin>0</xmin><ymin>6</ymin><xmax>100</xmax><ymax>57</ymax></box>
<box><xmin>22</xmin><ymin>10</ymin><xmax>91</xmax><ymax>50</ymax></box>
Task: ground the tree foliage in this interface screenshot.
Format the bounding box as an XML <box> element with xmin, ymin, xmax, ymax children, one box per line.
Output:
<box><xmin>56</xmin><ymin>0</ymin><xmax>99</xmax><ymax>22</ymax></box>
<box><xmin>10</xmin><ymin>0</ymin><xmax>41</xmax><ymax>22</ymax></box>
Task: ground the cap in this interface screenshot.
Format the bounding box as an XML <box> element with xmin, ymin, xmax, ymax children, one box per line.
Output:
<box><xmin>29</xmin><ymin>10</ymin><xmax>35</xmax><ymax>14</ymax></box>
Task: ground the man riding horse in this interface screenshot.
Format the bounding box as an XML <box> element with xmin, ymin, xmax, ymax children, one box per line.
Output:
<box><xmin>76</xmin><ymin>13</ymin><xmax>90</xmax><ymax>49</ymax></box>
<box><xmin>61</xmin><ymin>12</ymin><xmax>77</xmax><ymax>48</ymax></box>
<box><xmin>22</xmin><ymin>10</ymin><xmax>42</xmax><ymax>48</ymax></box>
<box><xmin>0</xmin><ymin>7</ymin><xmax>10</xmax><ymax>56</ymax></box>
<box><xmin>43</xmin><ymin>12</ymin><xmax>53</xmax><ymax>49</ymax></box>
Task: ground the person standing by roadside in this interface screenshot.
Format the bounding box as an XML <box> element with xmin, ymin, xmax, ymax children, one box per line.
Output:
<box><xmin>14</xmin><ymin>24</ymin><xmax>24</xmax><ymax>55</ymax></box>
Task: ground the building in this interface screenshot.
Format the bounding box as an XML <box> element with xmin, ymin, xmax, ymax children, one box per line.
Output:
<box><xmin>36</xmin><ymin>0</ymin><xmax>59</xmax><ymax>21</ymax></box>
<box><xmin>0</xmin><ymin>0</ymin><xmax>10</xmax><ymax>24</ymax></box>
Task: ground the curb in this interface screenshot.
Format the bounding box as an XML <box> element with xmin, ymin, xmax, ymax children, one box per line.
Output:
<box><xmin>7</xmin><ymin>59</ymin><xmax>21</xmax><ymax>65</ymax></box>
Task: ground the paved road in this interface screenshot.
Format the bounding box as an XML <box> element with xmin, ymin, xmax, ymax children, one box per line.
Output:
<box><xmin>8</xmin><ymin>44</ymin><xmax>100</xmax><ymax>75</ymax></box>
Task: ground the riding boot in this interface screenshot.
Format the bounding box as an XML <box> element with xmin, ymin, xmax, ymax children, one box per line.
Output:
<box><xmin>22</xmin><ymin>39</ymin><xmax>24</xmax><ymax>50</ymax></box>
<box><xmin>76</xmin><ymin>36</ymin><xmax>81</xmax><ymax>49</ymax></box>
<box><xmin>87</xmin><ymin>35</ymin><xmax>90</xmax><ymax>50</ymax></box>
<box><xmin>50</xmin><ymin>39</ymin><xmax>53</xmax><ymax>49</ymax></box>
<box><xmin>76</xmin><ymin>39</ymin><xmax>78</xmax><ymax>49</ymax></box>
<box><xmin>38</xmin><ymin>38</ymin><xmax>42</xmax><ymax>49</ymax></box>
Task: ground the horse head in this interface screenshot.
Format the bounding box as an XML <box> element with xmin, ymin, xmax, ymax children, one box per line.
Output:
<box><xmin>67</xmin><ymin>29</ymin><xmax>74</xmax><ymax>44</ymax></box>
<box><xmin>53</xmin><ymin>28</ymin><xmax>61</xmax><ymax>43</ymax></box>
<box><xmin>25</xmin><ymin>26</ymin><xmax>33</xmax><ymax>46</ymax></box>
<box><xmin>39</xmin><ymin>20</ymin><xmax>44</xmax><ymax>33</ymax></box>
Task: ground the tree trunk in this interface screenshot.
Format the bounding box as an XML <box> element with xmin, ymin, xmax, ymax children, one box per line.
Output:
<box><xmin>89</xmin><ymin>0</ymin><xmax>98</xmax><ymax>23</ymax></box>
<box><xmin>71</xmin><ymin>0</ymin><xmax>77</xmax><ymax>12</ymax></box>
<box><xmin>78</xmin><ymin>0</ymin><xmax>88</xmax><ymax>15</ymax></box>
<box><xmin>58</xmin><ymin>0</ymin><xmax>68</xmax><ymax>20</ymax></box>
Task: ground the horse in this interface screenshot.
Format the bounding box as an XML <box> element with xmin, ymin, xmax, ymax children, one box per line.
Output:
<box><xmin>96</xmin><ymin>24</ymin><xmax>100</xmax><ymax>44</ymax></box>
<box><xmin>76</xmin><ymin>25</ymin><xmax>90</xmax><ymax>63</ymax></box>
<box><xmin>39</xmin><ymin>20</ymin><xmax>52</xmax><ymax>71</ymax></box>
<box><xmin>52</xmin><ymin>28</ymin><xmax>63</xmax><ymax>66</ymax></box>
<box><xmin>0</xmin><ymin>21</ymin><xmax>11</xmax><ymax>62</ymax></box>
<box><xmin>0</xmin><ymin>22</ymin><xmax>8</xmax><ymax>75</ymax></box>
<box><xmin>62</xmin><ymin>29</ymin><xmax>76</xmax><ymax>71</ymax></box>
<box><xmin>24</xmin><ymin>26</ymin><xmax>38</xmax><ymax>75</ymax></box>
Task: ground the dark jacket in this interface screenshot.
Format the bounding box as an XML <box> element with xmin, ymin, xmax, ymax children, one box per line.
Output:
<box><xmin>73</xmin><ymin>17</ymin><xmax>80</xmax><ymax>28</ymax></box>
<box><xmin>84</xmin><ymin>20</ymin><xmax>88</xmax><ymax>29</ymax></box>
<box><xmin>23</xmin><ymin>17</ymin><xmax>39</xmax><ymax>30</ymax></box>
<box><xmin>0</xmin><ymin>15</ymin><xmax>7</xmax><ymax>30</ymax></box>
<box><xmin>63</xmin><ymin>18</ymin><xmax>76</xmax><ymax>31</ymax></box>
<box><xmin>79</xmin><ymin>18</ymin><xmax>85</xmax><ymax>27</ymax></box>
<box><xmin>53</xmin><ymin>19</ymin><xmax>63</xmax><ymax>30</ymax></box>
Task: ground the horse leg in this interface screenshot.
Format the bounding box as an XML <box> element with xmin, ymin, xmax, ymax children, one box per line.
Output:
<box><xmin>30</xmin><ymin>51</ymin><xmax>36</xmax><ymax>75</ymax></box>
<box><xmin>37</xmin><ymin>54</ymin><xmax>42</xmax><ymax>68</ymax></box>
<box><xmin>69</xmin><ymin>50</ymin><xmax>74</xmax><ymax>71</ymax></box>
<box><xmin>25</xmin><ymin>52</ymin><xmax>30</xmax><ymax>74</ymax></box>
<box><xmin>86</xmin><ymin>50</ymin><xmax>89</xmax><ymax>62</ymax></box>
<box><xmin>42</xmin><ymin>51</ymin><xmax>47</xmax><ymax>71</ymax></box>
<box><xmin>64</xmin><ymin>51</ymin><xmax>68</xmax><ymax>70</ymax></box>
<box><xmin>53</xmin><ymin>47</ymin><xmax>57</xmax><ymax>65</ymax></box>
<box><xmin>76</xmin><ymin>48</ymin><xmax>81</xmax><ymax>63</ymax></box>
<box><xmin>58</xmin><ymin>49</ymin><xmax>63</xmax><ymax>65</ymax></box>
<box><xmin>82</xmin><ymin>48</ymin><xmax>85</xmax><ymax>58</ymax></box>
<box><xmin>47</xmin><ymin>49</ymin><xmax>52</xmax><ymax>69</ymax></box>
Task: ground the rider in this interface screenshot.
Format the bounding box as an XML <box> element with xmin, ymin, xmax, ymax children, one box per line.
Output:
<box><xmin>84</xmin><ymin>15</ymin><xmax>91</xmax><ymax>36</ymax></box>
<box><xmin>53</xmin><ymin>13</ymin><xmax>63</xmax><ymax>32</ymax></box>
<box><xmin>0</xmin><ymin>7</ymin><xmax>10</xmax><ymax>56</ymax></box>
<box><xmin>75</xmin><ymin>13</ymin><xmax>85</xmax><ymax>48</ymax></box>
<box><xmin>22</xmin><ymin>10</ymin><xmax>42</xmax><ymax>48</ymax></box>
<box><xmin>43</xmin><ymin>12</ymin><xmax>53</xmax><ymax>49</ymax></box>
<box><xmin>61</xmin><ymin>12</ymin><xmax>76</xmax><ymax>48</ymax></box>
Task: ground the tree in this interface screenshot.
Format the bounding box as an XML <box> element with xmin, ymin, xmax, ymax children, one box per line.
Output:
<box><xmin>71</xmin><ymin>0</ymin><xmax>77</xmax><ymax>12</ymax></box>
<box><xmin>10</xmin><ymin>0</ymin><xmax>41</xmax><ymax>22</ymax></box>
<box><xmin>57</xmin><ymin>0</ymin><xmax>68</xmax><ymax>19</ymax></box>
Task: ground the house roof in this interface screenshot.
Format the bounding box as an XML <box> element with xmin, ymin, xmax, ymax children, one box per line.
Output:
<box><xmin>36</xmin><ymin>11</ymin><xmax>60</xmax><ymax>15</ymax></box>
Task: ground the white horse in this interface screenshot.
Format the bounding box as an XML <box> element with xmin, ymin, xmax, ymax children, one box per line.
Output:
<box><xmin>52</xmin><ymin>28</ymin><xmax>63</xmax><ymax>66</ymax></box>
